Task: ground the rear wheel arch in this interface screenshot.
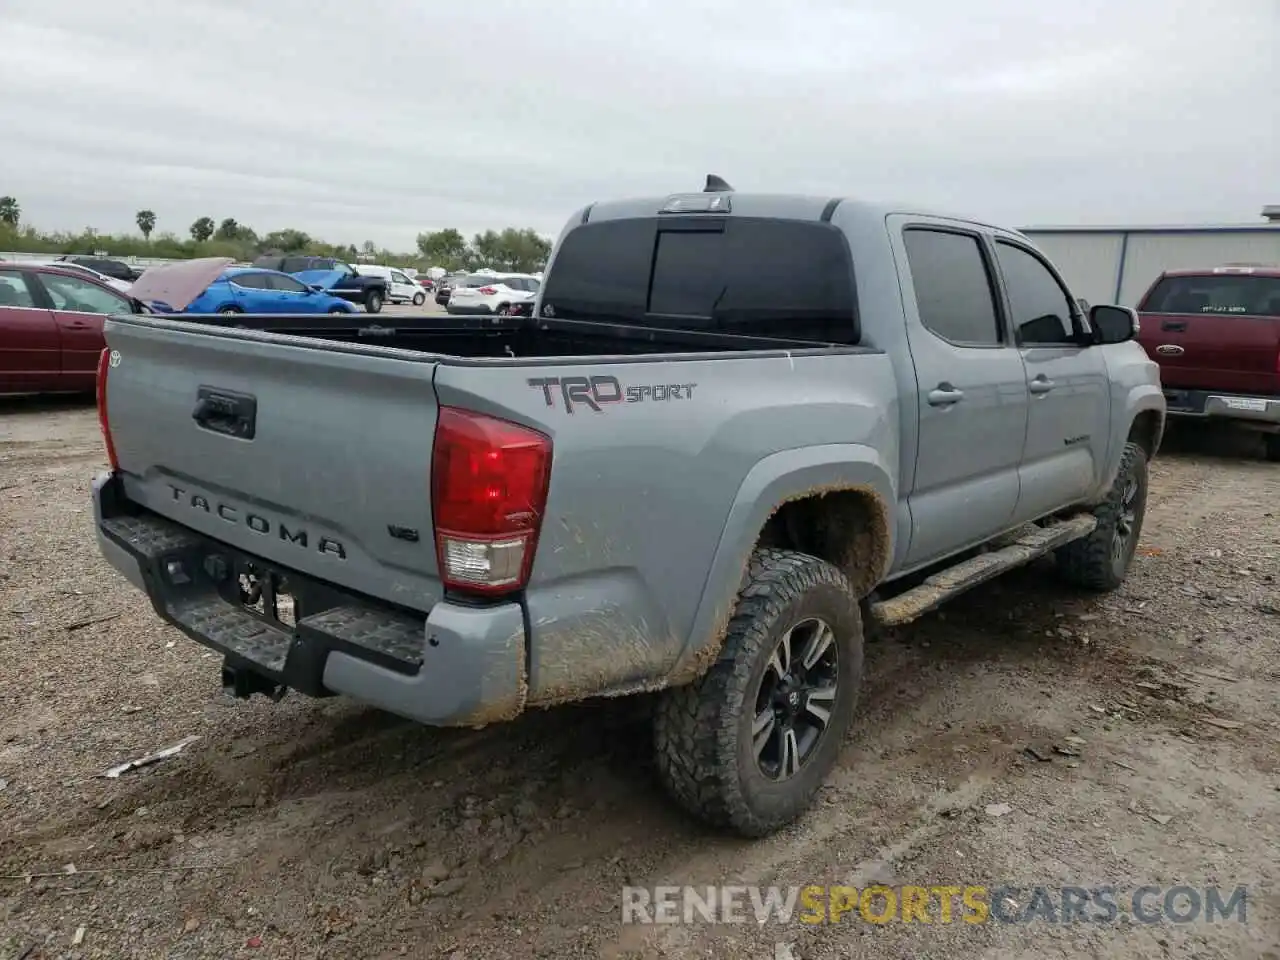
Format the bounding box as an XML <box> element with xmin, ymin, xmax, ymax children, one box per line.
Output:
<box><xmin>674</xmin><ymin>448</ymin><xmax>894</xmax><ymax>684</ymax></box>
<box><xmin>756</xmin><ymin>489</ymin><xmax>891</xmax><ymax>599</ymax></box>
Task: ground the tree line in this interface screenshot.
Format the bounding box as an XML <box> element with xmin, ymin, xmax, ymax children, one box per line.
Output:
<box><xmin>0</xmin><ymin>196</ymin><xmax>552</xmax><ymax>274</ymax></box>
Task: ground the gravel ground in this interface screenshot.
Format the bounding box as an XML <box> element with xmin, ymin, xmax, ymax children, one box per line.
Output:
<box><xmin>1</xmin><ymin>402</ymin><xmax>1278</xmax><ymax>960</ymax></box>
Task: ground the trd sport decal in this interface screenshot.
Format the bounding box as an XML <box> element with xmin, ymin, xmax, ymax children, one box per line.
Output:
<box><xmin>527</xmin><ymin>376</ymin><xmax>698</xmax><ymax>413</ymax></box>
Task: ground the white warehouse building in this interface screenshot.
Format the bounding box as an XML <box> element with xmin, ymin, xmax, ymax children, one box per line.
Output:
<box><xmin>1022</xmin><ymin>205</ymin><xmax>1280</xmax><ymax>308</ymax></box>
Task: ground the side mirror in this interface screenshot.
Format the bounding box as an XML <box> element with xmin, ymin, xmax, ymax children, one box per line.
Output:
<box><xmin>1090</xmin><ymin>304</ymin><xmax>1139</xmax><ymax>345</ymax></box>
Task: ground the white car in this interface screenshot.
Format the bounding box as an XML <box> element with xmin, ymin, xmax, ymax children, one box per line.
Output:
<box><xmin>35</xmin><ymin>260</ymin><xmax>133</xmax><ymax>294</ymax></box>
<box><xmin>445</xmin><ymin>273</ymin><xmax>540</xmax><ymax>316</ymax></box>
<box><xmin>354</xmin><ymin>265</ymin><xmax>426</xmax><ymax>306</ymax></box>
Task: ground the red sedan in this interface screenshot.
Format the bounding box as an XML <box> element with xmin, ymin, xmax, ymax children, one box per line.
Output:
<box><xmin>0</xmin><ymin>261</ymin><xmax>137</xmax><ymax>394</ymax></box>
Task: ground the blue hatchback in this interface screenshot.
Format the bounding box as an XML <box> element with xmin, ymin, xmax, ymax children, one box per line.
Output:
<box><xmin>184</xmin><ymin>267</ymin><xmax>358</xmax><ymax>316</ymax></box>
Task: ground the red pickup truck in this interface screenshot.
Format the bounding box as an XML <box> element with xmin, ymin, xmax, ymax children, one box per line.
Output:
<box><xmin>1136</xmin><ymin>264</ymin><xmax>1280</xmax><ymax>461</ymax></box>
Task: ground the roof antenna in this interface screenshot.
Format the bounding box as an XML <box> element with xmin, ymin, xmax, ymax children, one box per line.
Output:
<box><xmin>704</xmin><ymin>174</ymin><xmax>734</xmax><ymax>193</ymax></box>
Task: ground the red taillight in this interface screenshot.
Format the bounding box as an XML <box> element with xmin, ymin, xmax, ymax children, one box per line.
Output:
<box><xmin>477</xmin><ymin>286</ymin><xmax>498</xmax><ymax>295</ymax></box>
<box><xmin>431</xmin><ymin>407</ymin><xmax>552</xmax><ymax>595</ymax></box>
<box><xmin>96</xmin><ymin>347</ymin><xmax>119</xmax><ymax>470</ymax></box>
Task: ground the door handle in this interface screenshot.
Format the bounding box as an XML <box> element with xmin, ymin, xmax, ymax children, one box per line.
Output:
<box><xmin>1029</xmin><ymin>376</ymin><xmax>1056</xmax><ymax>395</ymax></box>
<box><xmin>927</xmin><ymin>384</ymin><xmax>965</xmax><ymax>406</ymax></box>
<box><xmin>65</xmin><ymin>320</ymin><xmax>91</xmax><ymax>329</ymax></box>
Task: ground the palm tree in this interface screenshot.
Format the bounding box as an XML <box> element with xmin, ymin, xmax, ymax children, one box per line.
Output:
<box><xmin>0</xmin><ymin>196</ymin><xmax>20</xmax><ymax>227</ymax></box>
<box><xmin>136</xmin><ymin>209</ymin><xmax>156</xmax><ymax>241</ymax></box>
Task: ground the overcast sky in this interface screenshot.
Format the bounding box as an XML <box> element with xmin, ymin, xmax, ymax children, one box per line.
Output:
<box><xmin>1</xmin><ymin>0</ymin><xmax>1276</xmax><ymax>250</ymax></box>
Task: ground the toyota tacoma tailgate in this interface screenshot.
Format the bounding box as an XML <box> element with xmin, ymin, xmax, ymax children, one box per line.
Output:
<box><xmin>100</xmin><ymin>316</ymin><xmax>444</xmax><ymax>610</ymax></box>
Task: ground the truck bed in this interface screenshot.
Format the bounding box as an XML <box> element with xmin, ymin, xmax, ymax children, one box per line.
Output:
<box><xmin>166</xmin><ymin>311</ymin><xmax>854</xmax><ymax>358</ymax></box>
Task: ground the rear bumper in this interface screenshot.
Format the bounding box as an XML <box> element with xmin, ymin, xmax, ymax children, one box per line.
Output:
<box><xmin>1163</xmin><ymin>388</ymin><xmax>1280</xmax><ymax>429</ymax></box>
<box><xmin>92</xmin><ymin>472</ymin><xmax>527</xmax><ymax>727</ymax></box>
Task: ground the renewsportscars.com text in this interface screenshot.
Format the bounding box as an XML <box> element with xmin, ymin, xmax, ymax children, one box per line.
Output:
<box><xmin>621</xmin><ymin>884</ymin><xmax>1248</xmax><ymax>925</ymax></box>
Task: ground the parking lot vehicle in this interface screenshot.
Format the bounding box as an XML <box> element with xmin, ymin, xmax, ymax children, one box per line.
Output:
<box><xmin>251</xmin><ymin>255</ymin><xmax>388</xmax><ymax>313</ymax></box>
<box><xmin>446</xmin><ymin>272</ymin><xmax>539</xmax><ymax>315</ymax></box>
<box><xmin>138</xmin><ymin>261</ymin><xmax>359</xmax><ymax>317</ymax></box>
<box><xmin>434</xmin><ymin>273</ymin><xmax>468</xmax><ymax>305</ymax></box>
<box><xmin>1135</xmin><ymin>264</ymin><xmax>1280</xmax><ymax>461</ymax></box>
<box><xmin>355</xmin><ymin>265</ymin><xmax>427</xmax><ymax>306</ymax></box>
<box><xmin>0</xmin><ymin>261</ymin><xmax>139</xmax><ymax>393</ymax></box>
<box><xmin>91</xmin><ymin>179</ymin><xmax>1165</xmax><ymax>837</ymax></box>
<box><xmin>56</xmin><ymin>255</ymin><xmax>141</xmax><ymax>283</ymax></box>
<box><xmin>38</xmin><ymin>260</ymin><xmax>134</xmax><ymax>294</ymax></box>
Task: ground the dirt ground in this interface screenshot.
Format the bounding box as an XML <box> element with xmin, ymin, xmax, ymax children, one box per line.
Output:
<box><xmin>1</xmin><ymin>400</ymin><xmax>1278</xmax><ymax>960</ymax></box>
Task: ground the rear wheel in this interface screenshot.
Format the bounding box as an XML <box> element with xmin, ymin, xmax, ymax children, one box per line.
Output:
<box><xmin>1055</xmin><ymin>440</ymin><xmax>1149</xmax><ymax>591</ymax></box>
<box><xmin>218</xmin><ymin>306</ymin><xmax>242</xmax><ymax>317</ymax></box>
<box><xmin>653</xmin><ymin>549</ymin><xmax>863</xmax><ymax>837</ymax></box>
<box><xmin>364</xmin><ymin>290</ymin><xmax>383</xmax><ymax>314</ymax></box>
<box><xmin>1264</xmin><ymin>433</ymin><xmax>1280</xmax><ymax>463</ymax></box>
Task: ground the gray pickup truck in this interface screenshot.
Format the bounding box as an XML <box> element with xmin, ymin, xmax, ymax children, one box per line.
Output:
<box><xmin>92</xmin><ymin>178</ymin><xmax>1165</xmax><ymax>837</ymax></box>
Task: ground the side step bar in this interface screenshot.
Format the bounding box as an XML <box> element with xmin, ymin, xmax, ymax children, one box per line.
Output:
<box><xmin>871</xmin><ymin>513</ymin><xmax>1098</xmax><ymax>627</ymax></box>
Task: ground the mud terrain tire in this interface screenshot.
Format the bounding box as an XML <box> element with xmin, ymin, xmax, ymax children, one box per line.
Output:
<box><xmin>1056</xmin><ymin>440</ymin><xmax>1149</xmax><ymax>591</ymax></box>
<box><xmin>653</xmin><ymin>548</ymin><xmax>863</xmax><ymax>837</ymax></box>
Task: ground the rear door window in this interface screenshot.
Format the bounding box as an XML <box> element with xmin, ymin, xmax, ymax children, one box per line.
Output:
<box><xmin>0</xmin><ymin>270</ymin><xmax>38</xmax><ymax>308</ymax></box>
<box><xmin>539</xmin><ymin>217</ymin><xmax>858</xmax><ymax>342</ymax></box>
<box><xmin>267</xmin><ymin>273</ymin><xmax>309</xmax><ymax>293</ymax></box>
<box><xmin>38</xmin><ymin>274</ymin><xmax>131</xmax><ymax>314</ymax></box>
<box><xmin>1141</xmin><ymin>275</ymin><xmax>1280</xmax><ymax>316</ymax></box>
<box><xmin>902</xmin><ymin>229</ymin><xmax>1003</xmax><ymax>346</ymax></box>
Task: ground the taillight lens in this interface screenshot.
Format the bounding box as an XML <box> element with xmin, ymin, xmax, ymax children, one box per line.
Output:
<box><xmin>96</xmin><ymin>347</ymin><xmax>119</xmax><ymax>469</ymax></box>
<box><xmin>477</xmin><ymin>286</ymin><xmax>498</xmax><ymax>295</ymax></box>
<box><xmin>431</xmin><ymin>407</ymin><xmax>551</xmax><ymax>595</ymax></box>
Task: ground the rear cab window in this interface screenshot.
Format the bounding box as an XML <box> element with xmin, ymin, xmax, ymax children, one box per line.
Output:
<box><xmin>539</xmin><ymin>216</ymin><xmax>858</xmax><ymax>343</ymax></box>
<box><xmin>1141</xmin><ymin>274</ymin><xmax>1280</xmax><ymax>317</ymax></box>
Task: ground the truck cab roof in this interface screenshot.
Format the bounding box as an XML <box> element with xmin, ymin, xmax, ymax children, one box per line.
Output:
<box><xmin>581</xmin><ymin>191</ymin><xmax>1022</xmax><ymax>238</ymax></box>
<box><xmin>1160</xmin><ymin>264</ymin><xmax>1280</xmax><ymax>279</ymax></box>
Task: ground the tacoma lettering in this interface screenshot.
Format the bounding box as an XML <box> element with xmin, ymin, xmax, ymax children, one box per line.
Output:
<box><xmin>166</xmin><ymin>485</ymin><xmax>346</xmax><ymax>558</ymax></box>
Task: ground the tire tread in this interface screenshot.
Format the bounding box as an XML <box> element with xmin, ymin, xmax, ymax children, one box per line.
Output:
<box><xmin>1056</xmin><ymin>440</ymin><xmax>1147</xmax><ymax>591</ymax></box>
<box><xmin>653</xmin><ymin>548</ymin><xmax>862</xmax><ymax>837</ymax></box>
